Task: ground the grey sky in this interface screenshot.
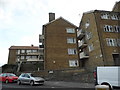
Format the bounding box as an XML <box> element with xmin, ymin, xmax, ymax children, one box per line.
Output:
<box><xmin>0</xmin><ymin>0</ymin><xmax>117</xmax><ymax>66</ymax></box>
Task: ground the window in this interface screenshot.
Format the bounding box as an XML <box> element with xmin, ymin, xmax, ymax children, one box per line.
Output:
<box><xmin>69</xmin><ymin>60</ymin><xmax>79</xmax><ymax>67</ymax></box>
<box><xmin>21</xmin><ymin>56</ymin><xmax>25</xmax><ymax>59</ymax></box>
<box><xmin>32</xmin><ymin>50</ymin><xmax>37</xmax><ymax>53</ymax></box>
<box><xmin>26</xmin><ymin>56</ymin><xmax>31</xmax><ymax>59</ymax></box>
<box><xmin>66</xmin><ymin>28</ymin><xmax>75</xmax><ymax>33</ymax></box>
<box><xmin>101</xmin><ymin>13</ymin><xmax>110</xmax><ymax>19</ymax></box>
<box><xmin>26</xmin><ymin>50</ymin><xmax>31</xmax><ymax>53</ymax></box>
<box><xmin>117</xmin><ymin>39</ymin><xmax>120</xmax><ymax>46</ymax></box>
<box><xmin>104</xmin><ymin>25</ymin><xmax>113</xmax><ymax>32</ymax></box>
<box><xmin>86</xmin><ymin>32</ymin><xmax>92</xmax><ymax>40</ymax></box>
<box><xmin>17</xmin><ymin>50</ymin><xmax>20</xmax><ymax>54</ymax></box>
<box><xmin>31</xmin><ymin>56</ymin><xmax>37</xmax><ymax>59</ymax></box>
<box><xmin>67</xmin><ymin>38</ymin><xmax>76</xmax><ymax>43</ymax></box>
<box><xmin>85</xmin><ymin>20</ymin><xmax>90</xmax><ymax>28</ymax></box>
<box><xmin>21</xmin><ymin>50</ymin><xmax>25</xmax><ymax>53</ymax></box>
<box><xmin>114</xmin><ymin>26</ymin><xmax>120</xmax><ymax>32</ymax></box>
<box><xmin>106</xmin><ymin>38</ymin><xmax>117</xmax><ymax>46</ymax></box>
<box><xmin>68</xmin><ymin>48</ymin><xmax>77</xmax><ymax>55</ymax></box>
<box><xmin>111</xmin><ymin>14</ymin><xmax>119</xmax><ymax>20</ymax></box>
<box><xmin>88</xmin><ymin>44</ymin><xmax>94</xmax><ymax>52</ymax></box>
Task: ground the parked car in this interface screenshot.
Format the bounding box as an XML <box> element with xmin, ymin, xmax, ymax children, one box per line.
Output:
<box><xmin>17</xmin><ymin>73</ymin><xmax>45</xmax><ymax>86</ymax></box>
<box><xmin>0</xmin><ymin>73</ymin><xmax>18</xmax><ymax>83</ymax></box>
<box><xmin>94</xmin><ymin>66</ymin><xmax>120</xmax><ymax>90</ymax></box>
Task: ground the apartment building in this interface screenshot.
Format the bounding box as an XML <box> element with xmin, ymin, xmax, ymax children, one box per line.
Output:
<box><xmin>77</xmin><ymin>10</ymin><xmax>120</xmax><ymax>71</ymax></box>
<box><xmin>8</xmin><ymin>45</ymin><xmax>44</xmax><ymax>71</ymax></box>
<box><xmin>39</xmin><ymin>13</ymin><xmax>79</xmax><ymax>71</ymax></box>
<box><xmin>112</xmin><ymin>1</ymin><xmax>120</xmax><ymax>12</ymax></box>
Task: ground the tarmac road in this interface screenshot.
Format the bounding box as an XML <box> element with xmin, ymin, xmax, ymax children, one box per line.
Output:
<box><xmin>1</xmin><ymin>81</ymin><xmax>119</xmax><ymax>90</ymax></box>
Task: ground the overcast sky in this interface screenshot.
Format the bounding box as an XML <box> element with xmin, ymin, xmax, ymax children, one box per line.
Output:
<box><xmin>0</xmin><ymin>0</ymin><xmax>118</xmax><ymax>66</ymax></box>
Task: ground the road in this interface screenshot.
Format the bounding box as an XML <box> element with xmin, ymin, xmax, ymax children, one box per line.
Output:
<box><xmin>0</xmin><ymin>81</ymin><xmax>119</xmax><ymax>90</ymax></box>
<box><xmin>1</xmin><ymin>81</ymin><xmax>94</xmax><ymax>88</ymax></box>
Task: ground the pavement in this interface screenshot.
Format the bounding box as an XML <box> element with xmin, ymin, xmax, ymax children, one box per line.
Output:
<box><xmin>45</xmin><ymin>81</ymin><xmax>95</xmax><ymax>88</ymax></box>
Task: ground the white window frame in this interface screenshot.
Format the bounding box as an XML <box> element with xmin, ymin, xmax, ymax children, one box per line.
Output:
<box><xmin>69</xmin><ymin>60</ymin><xmax>79</xmax><ymax>67</ymax></box>
<box><xmin>101</xmin><ymin>13</ymin><xmax>110</xmax><ymax>19</ymax></box>
<box><xmin>21</xmin><ymin>50</ymin><xmax>25</xmax><ymax>53</ymax></box>
<box><xmin>17</xmin><ymin>50</ymin><xmax>20</xmax><ymax>54</ymax></box>
<box><xmin>67</xmin><ymin>38</ymin><xmax>76</xmax><ymax>43</ymax></box>
<box><xmin>111</xmin><ymin>14</ymin><xmax>119</xmax><ymax>20</ymax></box>
<box><xmin>86</xmin><ymin>32</ymin><xmax>92</xmax><ymax>40</ymax></box>
<box><xmin>26</xmin><ymin>50</ymin><xmax>31</xmax><ymax>53</ymax></box>
<box><xmin>21</xmin><ymin>56</ymin><xmax>25</xmax><ymax>59</ymax></box>
<box><xmin>88</xmin><ymin>44</ymin><xmax>94</xmax><ymax>52</ymax></box>
<box><xmin>66</xmin><ymin>28</ymin><xmax>75</xmax><ymax>33</ymax></box>
<box><xmin>106</xmin><ymin>38</ymin><xmax>117</xmax><ymax>46</ymax></box>
<box><xmin>32</xmin><ymin>50</ymin><xmax>37</xmax><ymax>53</ymax></box>
<box><xmin>68</xmin><ymin>48</ymin><xmax>77</xmax><ymax>55</ymax></box>
<box><xmin>104</xmin><ymin>25</ymin><xmax>113</xmax><ymax>32</ymax></box>
<box><xmin>116</xmin><ymin>39</ymin><xmax>120</xmax><ymax>46</ymax></box>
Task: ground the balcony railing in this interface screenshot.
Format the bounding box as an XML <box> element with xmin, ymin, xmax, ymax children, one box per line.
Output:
<box><xmin>27</xmin><ymin>52</ymin><xmax>39</xmax><ymax>55</ymax></box>
<box><xmin>77</xmin><ymin>29</ymin><xmax>85</xmax><ymax>40</ymax></box>
<box><xmin>80</xmin><ymin>52</ymin><xmax>89</xmax><ymax>59</ymax></box>
<box><xmin>27</xmin><ymin>58</ymin><xmax>43</xmax><ymax>62</ymax></box>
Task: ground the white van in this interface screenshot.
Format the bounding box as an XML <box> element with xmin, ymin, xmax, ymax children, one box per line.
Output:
<box><xmin>94</xmin><ymin>66</ymin><xmax>120</xmax><ymax>90</ymax></box>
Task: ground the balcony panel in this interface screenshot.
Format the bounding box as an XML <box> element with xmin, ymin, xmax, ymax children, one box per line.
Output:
<box><xmin>77</xmin><ymin>30</ymin><xmax>85</xmax><ymax>40</ymax></box>
<box><xmin>79</xmin><ymin>44</ymin><xmax>87</xmax><ymax>49</ymax></box>
<box><xmin>27</xmin><ymin>52</ymin><xmax>39</xmax><ymax>55</ymax></box>
<box><xmin>27</xmin><ymin>59</ymin><xmax>43</xmax><ymax>62</ymax></box>
<box><xmin>80</xmin><ymin>52</ymin><xmax>89</xmax><ymax>59</ymax></box>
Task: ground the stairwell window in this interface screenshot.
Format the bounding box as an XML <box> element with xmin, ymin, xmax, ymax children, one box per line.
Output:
<box><xmin>66</xmin><ymin>28</ymin><xmax>75</xmax><ymax>33</ymax></box>
<box><xmin>68</xmin><ymin>48</ymin><xmax>77</xmax><ymax>55</ymax></box>
<box><xmin>67</xmin><ymin>38</ymin><xmax>76</xmax><ymax>43</ymax></box>
<box><xmin>69</xmin><ymin>60</ymin><xmax>79</xmax><ymax>67</ymax></box>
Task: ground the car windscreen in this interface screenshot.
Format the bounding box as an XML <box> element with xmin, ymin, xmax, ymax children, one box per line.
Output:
<box><xmin>30</xmin><ymin>74</ymin><xmax>39</xmax><ymax>77</ymax></box>
<box><xmin>8</xmin><ymin>74</ymin><xmax>16</xmax><ymax>76</ymax></box>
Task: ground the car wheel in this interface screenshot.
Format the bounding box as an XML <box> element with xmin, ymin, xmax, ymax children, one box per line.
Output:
<box><xmin>5</xmin><ymin>80</ymin><xmax>9</xmax><ymax>84</ymax></box>
<box><xmin>30</xmin><ymin>81</ymin><xmax>34</xmax><ymax>86</ymax></box>
<box><xmin>17</xmin><ymin>80</ymin><xmax>21</xmax><ymax>85</ymax></box>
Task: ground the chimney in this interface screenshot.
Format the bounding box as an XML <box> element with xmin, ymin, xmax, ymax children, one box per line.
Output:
<box><xmin>49</xmin><ymin>13</ymin><xmax>55</xmax><ymax>22</ymax></box>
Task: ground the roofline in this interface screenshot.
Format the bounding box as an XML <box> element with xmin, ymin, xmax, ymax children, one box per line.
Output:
<box><xmin>43</xmin><ymin>17</ymin><xmax>77</xmax><ymax>27</ymax></box>
<box><xmin>83</xmin><ymin>9</ymin><xmax>120</xmax><ymax>14</ymax></box>
<box><xmin>112</xmin><ymin>1</ymin><xmax>120</xmax><ymax>11</ymax></box>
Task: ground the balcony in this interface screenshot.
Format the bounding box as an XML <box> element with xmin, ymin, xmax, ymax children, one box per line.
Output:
<box><xmin>39</xmin><ymin>35</ymin><xmax>44</xmax><ymax>43</ymax></box>
<box><xmin>78</xmin><ymin>41</ymin><xmax>87</xmax><ymax>49</ymax></box>
<box><xmin>77</xmin><ymin>29</ymin><xmax>85</xmax><ymax>40</ymax></box>
<box><xmin>79</xmin><ymin>52</ymin><xmax>89</xmax><ymax>59</ymax></box>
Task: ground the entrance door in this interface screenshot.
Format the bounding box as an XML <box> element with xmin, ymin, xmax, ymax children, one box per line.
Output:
<box><xmin>112</xmin><ymin>54</ymin><xmax>120</xmax><ymax>66</ymax></box>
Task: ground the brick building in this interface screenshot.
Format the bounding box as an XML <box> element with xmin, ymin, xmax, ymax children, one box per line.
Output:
<box><xmin>77</xmin><ymin>10</ymin><xmax>120</xmax><ymax>71</ymax></box>
<box><xmin>112</xmin><ymin>1</ymin><xmax>120</xmax><ymax>12</ymax></box>
<box><xmin>8</xmin><ymin>45</ymin><xmax>44</xmax><ymax>71</ymax></box>
<box><xmin>39</xmin><ymin>13</ymin><xmax>79</xmax><ymax>71</ymax></box>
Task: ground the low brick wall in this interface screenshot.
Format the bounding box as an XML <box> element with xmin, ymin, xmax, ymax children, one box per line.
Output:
<box><xmin>44</xmin><ymin>69</ymin><xmax>94</xmax><ymax>83</ymax></box>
